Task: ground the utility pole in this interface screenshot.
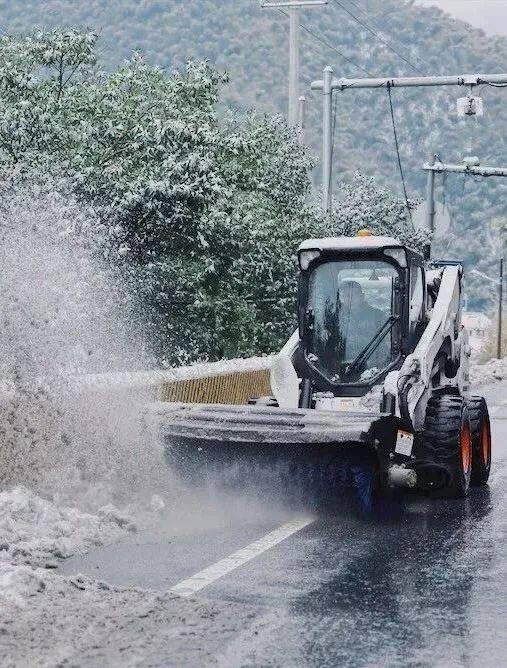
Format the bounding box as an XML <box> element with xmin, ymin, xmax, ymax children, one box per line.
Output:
<box><xmin>498</xmin><ymin>257</ymin><xmax>504</xmax><ymax>359</ymax></box>
<box><xmin>311</xmin><ymin>71</ymin><xmax>507</xmax><ymax>213</ymax></box>
<box><xmin>262</xmin><ymin>1</ymin><xmax>328</xmax><ymax>127</ymax></box>
<box><xmin>424</xmin><ymin>153</ymin><xmax>437</xmax><ymax>259</ymax></box>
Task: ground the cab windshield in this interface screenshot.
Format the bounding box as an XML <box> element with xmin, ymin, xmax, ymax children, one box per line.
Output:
<box><xmin>305</xmin><ymin>260</ymin><xmax>400</xmax><ymax>384</ymax></box>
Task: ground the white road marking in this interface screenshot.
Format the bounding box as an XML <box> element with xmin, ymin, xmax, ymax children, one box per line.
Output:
<box><xmin>169</xmin><ymin>518</ymin><xmax>314</xmax><ymax>598</ymax></box>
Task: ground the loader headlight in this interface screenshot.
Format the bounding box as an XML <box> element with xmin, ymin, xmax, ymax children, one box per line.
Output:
<box><xmin>299</xmin><ymin>249</ymin><xmax>321</xmax><ymax>271</ymax></box>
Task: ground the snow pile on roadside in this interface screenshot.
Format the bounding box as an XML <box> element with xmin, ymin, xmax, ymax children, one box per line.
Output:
<box><xmin>470</xmin><ymin>357</ymin><xmax>507</xmax><ymax>388</ymax></box>
<box><xmin>0</xmin><ymin>485</ymin><xmax>137</xmax><ymax>605</ymax></box>
<box><xmin>0</xmin><ymin>486</ymin><xmax>136</xmax><ymax>568</ymax></box>
<box><xmin>0</xmin><ymin>562</ymin><xmax>54</xmax><ymax>608</ymax></box>
<box><xmin>0</xmin><ymin>486</ymin><xmax>136</xmax><ymax>566</ymax></box>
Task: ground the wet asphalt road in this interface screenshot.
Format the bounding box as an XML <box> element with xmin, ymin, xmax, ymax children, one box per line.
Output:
<box><xmin>62</xmin><ymin>383</ymin><xmax>507</xmax><ymax>667</ymax></box>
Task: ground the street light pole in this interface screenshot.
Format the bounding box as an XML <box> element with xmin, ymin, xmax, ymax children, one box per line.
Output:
<box><xmin>311</xmin><ymin>71</ymin><xmax>507</xmax><ymax>213</ymax></box>
<box><xmin>422</xmin><ymin>158</ymin><xmax>507</xmax><ymax>260</ymax></box>
<box><xmin>262</xmin><ymin>1</ymin><xmax>328</xmax><ymax>126</ymax></box>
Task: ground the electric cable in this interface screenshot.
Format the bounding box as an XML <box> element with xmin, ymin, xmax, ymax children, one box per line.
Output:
<box><xmin>386</xmin><ymin>84</ymin><xmax>412</xmax><ymax>225</ymax></box>
<box><xmin>341</xmin><ymin>0</ymin><xmax>431</xmax><ymax>70</ymax></box>
<box><xmin>330</xmin><ymin>0</ymin><xmax>423</xmax><ymax>75</ymax></box>
<box><xmin>299</xmin><ymin>21</ymin><xmax>374</xmax><ymax>76</ymax></box>
<box><xmin>277</xmin><ymin>8</ymin><xmax>373</xmax><ymax>76</ymax></box>
<box><xmin>477</xmin><ymin>79</ymin><xmax>507</xmax><ymax>88</ymax></box>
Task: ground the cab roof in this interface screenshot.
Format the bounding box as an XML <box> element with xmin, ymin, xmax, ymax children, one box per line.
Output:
<box><xmin>298</xmin><ymin>235</ymin><xmax>403</xmax><ymax>252</ymax></box>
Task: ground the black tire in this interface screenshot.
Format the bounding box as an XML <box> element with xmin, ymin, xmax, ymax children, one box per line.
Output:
<box><xmin>423</xmin><ymin>395</ymin><xmax>472</xmax><ymax>498</ymax></box>
<box><xmin>467</xmin><ymin>396</ymin><xmax>492</xmax><ymax>486</ymax></box>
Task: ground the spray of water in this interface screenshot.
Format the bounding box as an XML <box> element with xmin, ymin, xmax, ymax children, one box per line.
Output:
<box><xmin>0</xmin><ymin>183</ymin><xmax>168</xmax><ymax>509</ymax></box>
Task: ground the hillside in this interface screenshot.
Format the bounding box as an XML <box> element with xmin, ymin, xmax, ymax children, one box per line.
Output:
<box><xmin>1</xmin><ymin>0</ymin><xmax>506</xmax><ymax>307</ymax></box>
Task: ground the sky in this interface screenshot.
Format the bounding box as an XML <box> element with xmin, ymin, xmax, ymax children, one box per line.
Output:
<box><xmin>416</xmin><ymin>0</ymin><xmax>507</xmax><ymax>36</ymax></box>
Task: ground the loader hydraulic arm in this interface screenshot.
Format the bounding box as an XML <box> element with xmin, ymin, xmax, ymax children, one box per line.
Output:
<box><xmin>397</xmin><ymin>264</ymin><xmax>465</xmax><ymax>431</ymax></box>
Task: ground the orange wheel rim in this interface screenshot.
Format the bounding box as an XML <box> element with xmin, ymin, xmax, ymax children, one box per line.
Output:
<box><xmin>460</xmin><ymin>421</ymin><xmax>472</xmax><ymax>473</ymax></box>
<box><xmin>481</xmin><ymin>420</ymin><xmax>491</xmax><ymax>465</ymax></box>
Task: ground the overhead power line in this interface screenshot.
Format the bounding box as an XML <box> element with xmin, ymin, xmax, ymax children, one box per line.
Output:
<box><xmin>339</xmin><ymin>0</ymin><xmax>431</xmax><ymax>70</ymax></box>
<box><xmin>277</xmin><ymin>8</ymin><xmax>373</xmax><ymax>76</ymax></box>
<box><xmin>387</xmin><ymin>85</ymin><xmax>412</xmax><ymax>225</ymax></box>
<box><xmin>480</xmin><ymin>79</ymin><xmax>507</xmax><ymax>88</ymax></box>
<box><xmin>329</xmin><ymin>0</ymin><xmax>423</xmax><ymax>75</ymax></box>
<box><xmin>298</xmin><ymin>20</ymin><xmax>374</xmax><ymax>76</ymax></box>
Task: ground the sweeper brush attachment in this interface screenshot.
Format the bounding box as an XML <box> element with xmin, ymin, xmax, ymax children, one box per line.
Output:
<box><xmin>153</xmin><ymin>402</ymin><xmax>403</xmax><ymax>508</ymax></box>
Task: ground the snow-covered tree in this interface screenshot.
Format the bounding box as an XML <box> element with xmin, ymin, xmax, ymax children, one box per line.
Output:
<box><xmin>0</xmin><ymin>29</ymin><xmax>420</xmax><ymax>364</ymax></box>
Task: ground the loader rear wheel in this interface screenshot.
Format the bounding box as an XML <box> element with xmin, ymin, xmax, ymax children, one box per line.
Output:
<box><xmin>467</xmin><ymin>396</ymin><xmax>491</xmax><ymax>486</ymax></box>
<box><xmin>423</xmin><ymin>395</ymin><xmax>472</xmax><ymax>498</ymax></box>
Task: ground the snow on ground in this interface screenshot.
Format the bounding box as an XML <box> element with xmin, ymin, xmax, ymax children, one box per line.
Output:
<box><xmin>469</xmin><ymin>357</ymin><xmax>507</xmax><ymax>389</ymax></box>
<box><xmin>0</xmin><ymin>569</ymin><xmax>258</xmax><ymax>667</ymax></box>
<box><xmin>0</xmin><ymin>484</ymin><xmax>261</xmax><ymax>666</ymax></box>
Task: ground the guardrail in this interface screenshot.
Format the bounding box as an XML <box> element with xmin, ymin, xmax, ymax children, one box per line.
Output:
<box><xmin>75</xmin><ymin>356</ymin><xmax>274</xmax><ymax>405</ymax></box>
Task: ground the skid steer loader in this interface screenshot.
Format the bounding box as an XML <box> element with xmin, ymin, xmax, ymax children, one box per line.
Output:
<box><xmin>157</xmin><ymin>232</ymin><xmax>492</xmax><ymax>501</ymax></box>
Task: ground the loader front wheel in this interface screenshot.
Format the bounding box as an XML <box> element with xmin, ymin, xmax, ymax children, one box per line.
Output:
<box><xmin>467</xmin><ymin>396</ymin><xmax>491</xmax><ymax>486</ymax></box>
<box><xmin>423</xmin><ymin>395</ymin><xmax>472</xmax><ymax>498</ymax></box>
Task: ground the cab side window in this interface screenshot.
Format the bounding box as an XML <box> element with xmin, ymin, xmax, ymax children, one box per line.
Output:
<box><xmin>409</xmin><ymin>266</ymin><xmax>425</xmax><ymax>333</ymax></box>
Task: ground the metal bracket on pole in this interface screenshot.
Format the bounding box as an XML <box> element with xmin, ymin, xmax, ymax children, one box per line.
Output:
<box><xmin>423</xmin><ymin>162</ymin><xmax>507</xmax><ymax>177</ymax></box>
<box><xmin>311</xmin><ymin>73</ymin><xmax>507</xmax><ymax>92</ymax></box>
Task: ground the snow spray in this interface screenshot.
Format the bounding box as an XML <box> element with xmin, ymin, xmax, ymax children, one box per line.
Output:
<box><xmin>0</xmin><ymin>184</ymin><xmax>167</xmax><ymax>508</ymax></box>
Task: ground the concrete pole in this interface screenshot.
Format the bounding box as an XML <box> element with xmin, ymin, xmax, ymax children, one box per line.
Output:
<box><xmin>262</xmin><ymin>1</ymin><xmax>327</xmax><ymax>125</ymax></box>
<box><xmin>498</xmin><ymin>257</ymin><xmax>504</xmax><ymax>359</ymax></box>
<box><xmin>424</xmin><ymin>153</ymin><xmax>436</xmax><ymax>259</ymax></box>
<box><xmin>288</xmin><ymin>6</ymin><xmax>300</xmax><ymax>126</ymax></box>
<box><xmin>322</xmin><ymin>65</ymin><xmax>333</xmax><ymax>213</ymax></box>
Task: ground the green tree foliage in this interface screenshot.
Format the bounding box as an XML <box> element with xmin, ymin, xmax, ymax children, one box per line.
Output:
<box><xmin>0</xmin><ymin>29</ymin><xmax>421</xmax><ymax>364</ymax></box>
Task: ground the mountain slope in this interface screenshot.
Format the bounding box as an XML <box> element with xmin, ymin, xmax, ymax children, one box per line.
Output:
<box><xmin>0</xmin><ymin>0</ymin><xmax>505</xmax><ymax>307</ymax></box>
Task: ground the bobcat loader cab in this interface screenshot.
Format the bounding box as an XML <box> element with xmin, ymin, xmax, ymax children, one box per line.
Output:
<box><xmin>161</xmin><ymin>232</ymin><xmax>492</xmax><ymax>501</ymax></box>
<box><xmin>296</xmin><ymin>234</ymin><xmax>422</xmax><ymax>401</ymax></box>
